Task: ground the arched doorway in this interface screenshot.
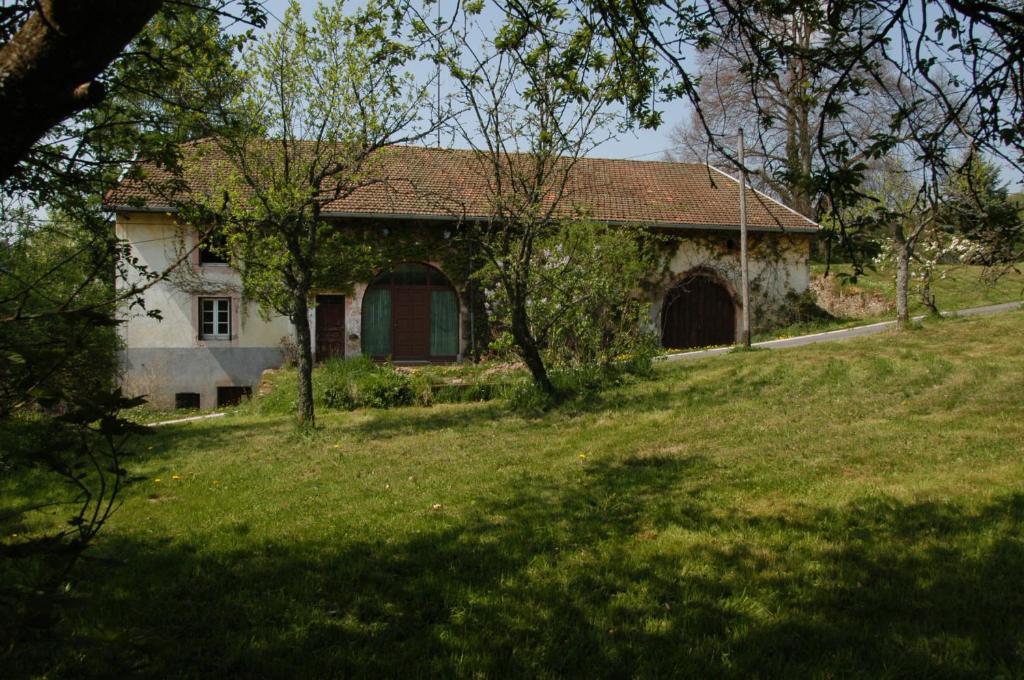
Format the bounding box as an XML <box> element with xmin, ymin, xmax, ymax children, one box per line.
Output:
<box><xmin>362</xmin><ymin>263</ymin><xmax>459</xmax><ymax>362</ymax></box>
<box><xmin>661</xmin><ymin>272</ymin><xmax>736</xmax><ymax>349</ymax></box>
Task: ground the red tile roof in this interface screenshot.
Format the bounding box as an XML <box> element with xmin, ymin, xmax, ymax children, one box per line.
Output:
<box><xmin>105</xmin><ymin>143</ymin><xmax>818</xmax><ymax>232</ymax></box>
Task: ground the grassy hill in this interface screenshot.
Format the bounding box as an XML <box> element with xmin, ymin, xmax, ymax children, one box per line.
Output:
<box><xmin>811</xmin><ymin>262</ymin><xmax>1023</xmax><ymax>315</ymax></box>
<box><xmin>754</xmin><ymin>263</ymin><xmax>1023</xmax><ymax>340</ymax></box>
<box><xmin>5</xmin><ymin>310</ymin><xmax>1024</xmax><ymax>677</ymax></box>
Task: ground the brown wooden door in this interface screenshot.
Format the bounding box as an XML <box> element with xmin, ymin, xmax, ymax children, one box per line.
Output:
<box><xmin>661</xmin><ymin>276</ymin><xmax>735</xmax><ymax>349</ymax></box>
<box><xmin>315</xmin><ymin>295</ymin><xmax>346</xmax><ymax>361</ymax></box>
<box><xmin>390</xmin><ymin>287</ymin><xmax>431</xmax><ymax>360</ymax></box>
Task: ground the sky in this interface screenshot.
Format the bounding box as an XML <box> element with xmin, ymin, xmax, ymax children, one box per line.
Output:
<box><xmin>251</xmin><ymin>0</ymin><xmax>689</xmax><ymax>162</ymax></box>
<box><xmin>249</xmin><ymin>0</ymin><xmax>1021</xmax><ymax>190</ymax></box>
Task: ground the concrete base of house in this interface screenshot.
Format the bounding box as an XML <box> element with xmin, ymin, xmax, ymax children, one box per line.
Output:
<box><xmin>120</xmin><ymin>347</ymin><xmax>284</xmax><ymax>410</ymax></box>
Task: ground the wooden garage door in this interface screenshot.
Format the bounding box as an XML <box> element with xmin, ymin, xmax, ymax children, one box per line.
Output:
<box><xmin>391</xmin><ymin>287</ymin><xmax>431</xmax><ymax>360</ymax></box>
<box><xmin>362</xmin><ymin>263</ymin><xmax>459</xmax><ymax>362</ymax></box>
<box><xmin>661</xmin><ymin>275</ymin><xmax>736</xmax><ymax>349</ymax></box>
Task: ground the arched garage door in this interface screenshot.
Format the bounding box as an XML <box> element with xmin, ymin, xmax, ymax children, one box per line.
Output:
<box><xmin>362</xmin><ymin>263</ymin><xmax>459</xmax><ymax>362</ymax></box>
<box><xmin>661</xmin><ymin>274</ymin><xmax>736</xmax><ymax>350</ymax></box>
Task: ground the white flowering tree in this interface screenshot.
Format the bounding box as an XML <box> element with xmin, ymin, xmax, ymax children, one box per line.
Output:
<box><xmin>480</xmin><ymin>221</ymin><xmax>659</xmax><ymax>378</ymax></box>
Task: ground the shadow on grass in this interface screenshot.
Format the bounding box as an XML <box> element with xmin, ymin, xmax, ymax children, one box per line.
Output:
<box><xmin>340</xmin><ymin>401</ymin><xmax>512</xmax><ymax>443</ymax></box>
<box><xmin>10</xmin><ymin>458</ymin><xmax>1024</xmax><ymax>678</ymax></box>
<box><xmin>124</xmin><ymin>419</ymin><xmax>290</xmax><ymax>465</ymax></box>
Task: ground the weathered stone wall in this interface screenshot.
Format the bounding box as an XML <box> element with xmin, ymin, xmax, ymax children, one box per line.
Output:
<box><xmin>649</xmin><ymin>230</ymin><xmax>813</xmax><ymax>338</ymax></box>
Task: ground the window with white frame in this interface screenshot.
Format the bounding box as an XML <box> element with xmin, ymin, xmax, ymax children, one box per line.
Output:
<box><xmin>200</xmin><ymin>297</ymin><xmax>231</xmax><ymax>340</ymax></box>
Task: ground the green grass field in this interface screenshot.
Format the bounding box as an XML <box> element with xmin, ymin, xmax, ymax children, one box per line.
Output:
<box><xmin>5</xmin><ymin>310</ymin><xmax>1024</xmax><ymax>677</ymax></box>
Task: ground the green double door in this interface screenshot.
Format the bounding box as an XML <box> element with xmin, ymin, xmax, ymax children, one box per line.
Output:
<box><xmin>363</xmin><ymin>284</ymin><xmax>458</xmax><ymax>361</ymax></box>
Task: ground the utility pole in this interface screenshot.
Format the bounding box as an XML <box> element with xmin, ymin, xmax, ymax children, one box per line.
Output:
<box><xmin>738</xmin><ymin>128</ymin><xmax>751</xmax><ymax>348</ymax></box>
<box><xmin>435</xmin><ymin>0</ymin><xmax>442</xmax><ymax>148</ymax></box>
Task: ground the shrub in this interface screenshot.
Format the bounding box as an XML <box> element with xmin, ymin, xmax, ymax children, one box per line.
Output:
<box><xmin>319</xmin><ymin>355</ymin><xmax>376</xmax><ymax>410</ymax></box>
<box><xmin>251</xmin><ymin>356</ymin><xmax>602</xmax><ymax>414</ymax></box>
<box><xmin>314</xmin><ymin>356</ymin><xmax>415</xmax><ymax>410</ymax></box>
<box><xmin>505</xmin><ymin>376</ymin><xmax>554</xmax><ymax>415</ymax></box>
<box><xmin>478</xmin><ymin>221</ymin><xmax>661</xmax><ymax>399</ymax></box>
<box><xmin>356</xmin><ymin>368</ymin><xmax>415</xmax><ymax>409</ymax></box>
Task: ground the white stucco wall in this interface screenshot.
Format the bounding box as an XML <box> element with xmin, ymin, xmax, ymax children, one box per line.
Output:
<box><xmin>115</xmin><ymin>211</ymin><xmax>293</xmax><ymax>408</ymax></box>
<box><xmin>116</xmin><ymin>212</ymin><xmax>294</xmax><ymax>349</ymax></box>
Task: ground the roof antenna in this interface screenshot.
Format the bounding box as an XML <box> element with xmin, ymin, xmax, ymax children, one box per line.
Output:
<box><xmin>436</xmin><ymin>0</ymin><xmax>442</xmax><ymax>149</ymax></box>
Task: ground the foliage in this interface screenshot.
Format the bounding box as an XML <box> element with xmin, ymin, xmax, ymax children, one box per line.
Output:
<box><xmin>567</xmin><ymin>0</ymin><xmax>1024</xmax><ymax>276</ymax></box>
<box><xmin>4</xmin><ymin>312</ymin><xmax>1024</xmax><ymax>676</ymax></box>
<box><xmin>318</xmin><ymin>356</ymin><xmax>415</xmax><ymax>410</ymax></box>
<box><xmin>0</xmin><ymin>219</ymin><xmax>123</xmax><ymax>415</ymax></box>
<box><xmin>0</xmin><ymin>0</ymin><xmax>259</xmax><ymax>658</ymax></box>
<box><xmin>480</xmin><ymin>221</ymin><xmax>660</xmax><ymax>375</ymax></box>
<box><xmin>938</xmin><ymin>155</ymin><xmax>1024</xmax><ymax>267</ymax></box>
<box><xmin>0</xmin><ymin>0</ymin><xmax>265</xmax><ymax>180</ymax></box>
<box><xmin>249</xmin><ymin>356</ymin><xmax>525</xmax><ymax>414</ymax></box>
<box><xmin>440</xmin><ymin>0</ymin><xmax>630</xmax><ymax>398</ymax></box>
<box><xmin>505</xmin><ymin>360</ymin><xmax>653</xmax><ymax>415</ymax></box>
<box><xmin>666</xmin><ymin>4</ymin><xmax>891</xmax><ymax>220</ymax></box>
<box><xmin>0</xmin><ymin>390</ymin><xmax>148</xmax><ymax>657</ymax></box>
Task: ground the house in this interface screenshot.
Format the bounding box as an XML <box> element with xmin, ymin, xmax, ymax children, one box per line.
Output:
<box><xmin>105</xmin><ymin>145</ymin><xmax>818</xmax><ymax>409</ymax></box>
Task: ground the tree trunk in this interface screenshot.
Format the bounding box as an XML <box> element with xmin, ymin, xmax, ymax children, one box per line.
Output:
<box><xmin>510</xmin><ymin>307</ymin><xmax>554</xmax><ymax>396</ymax></box>
<box><xmin>0</xmin><ymin>0</ymin><xmax>163</xmax><ymax>181</ymax></box>
<box><xmin>894</xmin><ymin>228</ymin><xmax>911</xmax><ymax>330</ymax></box>
<box><xmin>292</xmin><ymin>288</ymin><xmax>316</xmax><ymax>426</ymax></box>
<box><xmin>920</xmin><ymin>268</ymin><xmax>939</xmax><ymax>316</ymax></box>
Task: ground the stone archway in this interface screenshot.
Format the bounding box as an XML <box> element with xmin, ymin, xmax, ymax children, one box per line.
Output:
<box><xmin>661</xmin><ymin>271</ymin><xmax>737</xmax><ymax>349</ymax></box>
<box><xmin>361</xmin><ymin>263</ymin><xmax>459</xmax><ymax>362</ymax></box>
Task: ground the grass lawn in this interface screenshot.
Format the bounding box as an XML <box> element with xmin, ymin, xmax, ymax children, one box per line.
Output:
<box><xmin>5</xmin><ymin>311</ymin><xmax>1024</xmax><ymax>677</ymax></box>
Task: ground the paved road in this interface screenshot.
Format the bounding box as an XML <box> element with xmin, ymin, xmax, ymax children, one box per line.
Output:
<box><xmin>658</xmin><ymin>300</ymin><xmax>1023</xmax><ymax>363</ymax></box>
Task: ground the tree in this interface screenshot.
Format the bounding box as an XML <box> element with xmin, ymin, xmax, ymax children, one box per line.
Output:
<box><xmin>185</xmin><ymin>0</ymin><xmax>432</xmax><ymax>426</ymax></box>
<box><xmin>1</xmin><ymin>0</ymin><xmax>260</xmax><ymax>327</ymax></box>
<box><xmin>830</xmin><ymin>85</ymin><xmax>966</xmax><ymax>328</ymax></box>
<box><xmin>482</xmin><ymin>220</ymin><xmax>660</xmax><ymax>376</ymax></box>
<box><xmin>0</xmin><ymin>0</ymin><xmax>265</xmax><ymax>182</ymax></box>
<box><xmin>0</xmin><ymin>0</ymin><xmax>259</xmax><ymax>660</ymax></box>
<box><xmin>939</xmin><ymin>154</ymin><xmax>1024</xmax><ymax>268</ymax></box>
<box><xmin>440</xmin><ymin>0</ymin><xmax>634</xmax><ymax>398</ymax></box>
<box><xmin>666</xmin><ymin>3</ymin><xmax>896</xmax><ymax>222</ymax></box>
<box><xmin>0</xmin><ymin>184</ymin><xmax>155</xmax><ymax>664</ymax></box>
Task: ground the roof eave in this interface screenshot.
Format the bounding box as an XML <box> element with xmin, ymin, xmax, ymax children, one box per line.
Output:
<box><xmin>104</xmin><ymin>203</ymin><xmax>178</xmax><ymax>213</ymax></box>
<box><xmin>603</xmin><ymin>218</ymin><xmax>819</xmax><ymax>234</ymax></box>
<box><xmin>107</xmin><ymin>205</ymin><xmax>819</xmax><ymax>233</ymax></box>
